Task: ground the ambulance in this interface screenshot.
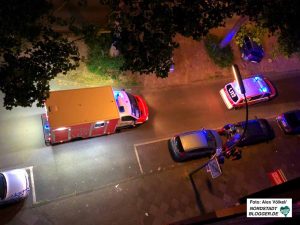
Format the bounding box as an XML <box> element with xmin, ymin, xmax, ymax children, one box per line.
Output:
<box><xmin>41</xmin><ymin>86</ymin><xmax>149</xmax><ymax>145</ymax></box>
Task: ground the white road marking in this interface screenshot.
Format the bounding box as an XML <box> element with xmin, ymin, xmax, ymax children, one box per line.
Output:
<box><xmin>134</xmin><ymin>136</ymin><xmax>171</xmax><ymax>174</ymax></box>
<box><xmin>134</xmin><ymin>137</ymin><xmax>171</xmax><ymax>147</ymax></box>
<box><xmin>133</xmin><ymin>144</ymin><xmax>144</xmax><ymax>174</ymax></box>
<box><xmin>24</xmin><ymin>166</ymin><xmax>37</xmax><ymax>204</ymax></box>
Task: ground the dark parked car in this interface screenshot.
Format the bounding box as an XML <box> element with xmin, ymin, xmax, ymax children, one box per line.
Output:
<box><xmin>221</xmin><ymin>119</ymin><xmax>275</xmax><ymax>147</ymax></box>
<box><xmin>241</xmin><ymin>36</ymin><xmax>264</xmax><ymax>63</ymax></box>
<box><xmin>168</xmin><ymin>129</ymin><xmax>223</xmax><ymax>162</ymax></box>
<box><xmin>276</xmin><ymin>110</ymin><xmax>300</xmax><ymax>134</ymax></box>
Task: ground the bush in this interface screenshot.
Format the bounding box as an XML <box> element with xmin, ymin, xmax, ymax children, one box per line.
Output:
<box><xmin>86</xmin><ymin>33</ymin><xmax>124</xmax><ymax>79</ymax></box>
<box><xmin>276</xmin><ymin>34</ymin><xmax>299</xmax><ymax>58</ymax></box>
<box><xmin>204</xmin><ymin>34</ymin><xmax>234</xmax><ymax>68</ymax></box>
<box><xmin>235</xmin><ymin>23</ymin><xmax>266</xmax><ymax>48</ymax></box>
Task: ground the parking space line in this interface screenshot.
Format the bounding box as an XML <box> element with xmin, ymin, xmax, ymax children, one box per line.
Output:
<box><xmin>133</xmin><ymin>144</ymin><xmax>144</xmax><ymax>174</ymax></box>
<box><xmin>134</xmin><ymin>137</ymin><xmax>171</xmax><ymax>147</ymax></box>
<box><xmin>134</xmin><ymin>137</ymin><xmax>171</xmax><ymax>174</ymax></box>
<box><xmin>24</xmin><ymin>166</ymin><xmax>37</xmax><ymax>204</ymax></box>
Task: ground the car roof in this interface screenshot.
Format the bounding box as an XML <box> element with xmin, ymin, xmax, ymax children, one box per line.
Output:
<box><xmin>45</xmin><ymin>86</ymin><xmax>120</xmax><ymax>129</ymax></box>
<box><xmin>237</xmin><ymin>119</ymin><xmax>269</xmax><ymax>136</ymax></box>
<box><xmin>179</xmin><ymin>130</ymin><xmax>208</xmax><ymax>151</ymax></box>
<box><xmin>229</xmin><ymin>75</ymin><xmax>270</xmax><ymax>99</ymax></box>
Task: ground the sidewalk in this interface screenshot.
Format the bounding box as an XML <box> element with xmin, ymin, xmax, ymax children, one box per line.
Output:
<box><xmin>51</xmin><ymin>15</ymin><xmax>300</xmax><ymax>91</ymax></box>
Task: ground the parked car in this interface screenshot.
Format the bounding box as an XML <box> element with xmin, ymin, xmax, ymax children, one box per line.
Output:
<box><xmin>241</xmin><ymin>36</ymin><xmax>264</xmax><ymax>63</ymax></box>
<box><xmin>221</xmin><ymin>119</ymin><xmax>275</xmax><ymax>147</ymax></box>
<box><xmin>168</xmin><ymin>129</ymin><xmax>223</xmax><ymax>162</ymax></box>
<box><xmin>0</xmin><ymin>169</ymin><xmax>30</xmax><ymax>206</ymax></box>
<box><xmin>276</xmin><ymin>109</ymin><xmax>300</xmax><ymax>134</ymax></box>
<box><xmin>220</xmin><ymin>75</ymin><xmax>276</xmax><ymax>109</ymax></box>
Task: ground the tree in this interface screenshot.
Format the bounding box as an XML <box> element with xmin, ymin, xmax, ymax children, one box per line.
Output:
<box><xmin>1</xmin><ymin>0</ymin><xmax>299</xmax><ymax>109</ymax></box>
<box><xmin>100</xmin><ymin>0</ymin><xmax>234</xmax><ymax>78</ymax></box>
<box><xmin>236</xmin><ymin>0</ymin><xmax>300</xmax><ymax>56</ymax></box>
<box><xmin>0</xmin><ymin>0</ymin><xmax>80</xmax><ymax>109</ymax></box>
<box><xmin>101</xmin><ymin>0</ymin><xmax>300</xmax><ymax>77</ymax></box>
<box><xmin>107</xmin><ymin>1</ymin><xmax>179</xmax><ymax>78</ymax></box>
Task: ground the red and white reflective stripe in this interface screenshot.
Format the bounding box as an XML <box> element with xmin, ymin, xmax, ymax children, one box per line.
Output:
<box><xmin>268</xmin><ymin>169</ymin><xmax>287</xmax><ymax>185</ymax></box>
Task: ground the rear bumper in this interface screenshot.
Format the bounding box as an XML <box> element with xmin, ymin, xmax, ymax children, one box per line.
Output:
<box><xmin>219</xmin><ymin>89</ymin><xmax>234</xmax><ymax>109</ymax></box>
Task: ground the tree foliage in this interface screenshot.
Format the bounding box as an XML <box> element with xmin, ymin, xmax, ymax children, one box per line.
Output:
<box><xmin>236</xmin><ymin>0</ymin><xmax>300</xmax><ymax>56</ymax></box>
<box><xmin>0</xmin><ymin>0</ymin><xmax>80</xmax><ymax>109</ymax></box>
<box><xmin>235</xmin><ymin>23</ymin><xmax>267</xmax><ymax>48</ymax></box>
<box><xmin>101</xmin><ymin>0</ymin><xmax>300</xmax><ymax>76</ymax></box>
<box><xmin>1</xmin><ymin>0</ymin><xmax>299</xmax><ymax>109</ymax></box>
<box><xmin>100</xmin><ymin>0</ymin><xmax>234</xmax><ymax>78</ymax></box>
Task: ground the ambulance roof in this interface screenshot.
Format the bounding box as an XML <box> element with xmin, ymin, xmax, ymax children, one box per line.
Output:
<box><xmin>45</xmin><ymin>86</ymin><xmax>120</xmax><ymax>129</ymax></box>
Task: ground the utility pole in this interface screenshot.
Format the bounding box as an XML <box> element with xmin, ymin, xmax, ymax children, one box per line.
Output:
<box><xmin>219</xmin><ymin>16</ymin><xmax>248</xmax><ymax>49</ymax></box>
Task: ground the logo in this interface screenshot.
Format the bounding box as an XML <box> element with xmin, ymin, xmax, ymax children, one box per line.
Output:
<box><xmin>247</xmin><ymin>198</ymin><xmax>292</xmax><ymax>218</ymax></box>
<box><xmin>226</xmin><ymin>84</ymin><xmax>239</xmax><ymax>103</ymax></box>
<box><xmin>280</xmin><ymin>206</ymin><xmax>290</xmax><ymax>217</ymax></box>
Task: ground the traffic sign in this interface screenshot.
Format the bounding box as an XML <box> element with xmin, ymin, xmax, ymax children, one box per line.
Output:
<box><xmin>208</xmin><ymin>158</ymin><xmax>222</xmax><ymax>179</ymax></box>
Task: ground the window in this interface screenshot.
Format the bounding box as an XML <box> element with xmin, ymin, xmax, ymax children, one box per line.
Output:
<box><xmin>121</xmin><ymin>116</ymin><xmax>134</xmax><ymax>122</ymax></box>
<box><xmin>94</xmin><ymin>122</ymin><xmax>105</xmax><ymax>128</ymax></box>
<box><xmin>0</xmin><ymin>173</ymin><xmax>7</xmax><ymax>200</ymax></box>
<box><xmin>206</xmin><ymin>130</ymin><xmax>216</xmax><ymax>148</ymax></box>
<box><xmin>126</xmin><ymin>92</ymin><xmax>140</xmax><ymax>118</ymax></box>
<box><xmin>175</xmin><ymin>137</ymin><xmax>184</xmax><ymax>152</ymax></box>
<box><xmin>249</xmin><ymin>95</ymin><xmax>262</xmax><ymax>101</ymax></box>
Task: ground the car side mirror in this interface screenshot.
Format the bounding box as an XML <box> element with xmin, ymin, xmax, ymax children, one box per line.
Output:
<box><xmin>119</xmin><ymin>106</ymin><xmax>125</xmax><ymax>112</ymax></box>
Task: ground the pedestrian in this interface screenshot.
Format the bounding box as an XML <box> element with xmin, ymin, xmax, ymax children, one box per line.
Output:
<box><xmin>231</xmin><ymin>148</ymin><xmax>242</xmax><ymax>160</ymax></box>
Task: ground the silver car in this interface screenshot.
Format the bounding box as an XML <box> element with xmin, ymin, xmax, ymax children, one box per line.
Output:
<box><xmin>168</xmin><ymin>129</ymin><xmax>223</xmax><ymax>162</ymax></box>
<box><xmin>0</xmin><ymin>169</ymin><xmax>30</xmax><ymax>205</ymax></box>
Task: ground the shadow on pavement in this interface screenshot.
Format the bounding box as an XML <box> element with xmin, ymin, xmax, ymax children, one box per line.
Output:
<box><xmin>0</xmin><ymin>200</ymin><xmax>26</xmax><ymax>224</ymax></box>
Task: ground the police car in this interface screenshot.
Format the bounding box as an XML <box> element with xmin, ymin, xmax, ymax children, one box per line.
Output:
<box><xmin>220</xmin><ymin>75</ymin><xmax>276</xmax><ymax>109</ymax></box>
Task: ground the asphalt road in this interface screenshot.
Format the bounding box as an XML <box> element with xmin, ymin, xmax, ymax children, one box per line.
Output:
<box><xmin>0</xmin><ymin>71</ymin><xmax>300</xmax><ymax>224</ymax></box>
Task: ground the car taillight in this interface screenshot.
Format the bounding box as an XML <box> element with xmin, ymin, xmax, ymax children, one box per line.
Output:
<box><xmin>179</xmin><ymin>152</ymin><xmax>185</xmax><ymax>157</ymax></box>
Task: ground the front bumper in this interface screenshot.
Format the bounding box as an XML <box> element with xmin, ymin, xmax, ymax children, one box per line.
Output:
<box><xmin>219</xmin><ymin>89</ymin><xmax>234</xmax><ymax>109</ymax></box>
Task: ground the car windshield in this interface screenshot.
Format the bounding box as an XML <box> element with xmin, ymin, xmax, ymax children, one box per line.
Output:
<box><xmin>175</xmin><ymin>136</ymin><xmax>184</xmax><ymax>152</ymax></box>
<box><xmin>286</xmin><ymin>111</ymin><xmax>300</xmax><ymax>128</ymax></box>
<box><xmin>0</xmin><ymin>173</ymin><xmax>7</xmax><ymax>200</ymax></box>
<box><xmin>251</xmin><ymin>50</ymin><xmax>263</xmax><ymax>57</ymax></box>
<box><xmin>126</xmin><ymin>92</ymin><xmax>140</xmax><ymax>118</ymax></box>
<box><xmin>244</xmin><ymin>37</ymin><xmax>252</xmax><ymax>49</ymax></box>
<box><xmin>205</xmin><ymin>130</ymin><xmax>217</xmax><ymax>148</ymax></box>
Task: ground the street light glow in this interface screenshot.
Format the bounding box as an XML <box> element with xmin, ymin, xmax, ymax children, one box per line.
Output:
<box><xmin>232</xmin><ymin>64</ymin><xmax>246</xmax><ymax>94</ymax></box>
